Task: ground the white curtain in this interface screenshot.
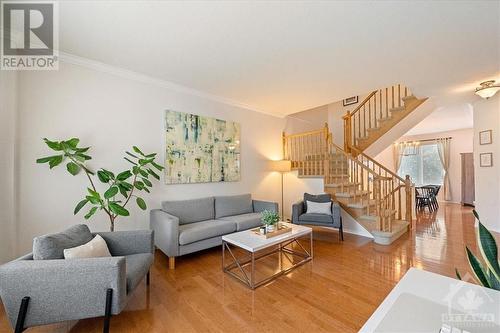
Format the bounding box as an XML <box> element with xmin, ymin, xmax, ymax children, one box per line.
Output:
<box><xmin>393</xmin><ymin>143</ymin><xmax>404</xmax><ymax>173</ymax></box>
<box><xmin>437</xmin><ymin>138</ymin><xmax>451</xmax><ymax>201</ymax></box>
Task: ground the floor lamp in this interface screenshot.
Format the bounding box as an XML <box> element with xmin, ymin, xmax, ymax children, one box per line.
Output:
<box><xmin>269</xmin><ymin>160</ymin><xmax>292</xmax><ymax>220</ymax></box>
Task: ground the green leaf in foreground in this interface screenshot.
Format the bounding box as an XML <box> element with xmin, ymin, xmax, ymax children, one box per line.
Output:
<box><xmin>117</xmin><ymin>170</ymin><xmax>132</xmax><ymax>181</ymax></box>
<box><xmin>109</xmin><ymin>202</ymin><xmax>130</xmax><ymax>216</ymax></box>
<box><xmin>36</xmin><ymin>155</ymin><xmax>59</xmax><ymax>164</ymax></box>
<box><xmin>74</xmin><ymin>199</ymin><xmax>88</xmax><ymax>215</ymax></box>
<box><xmin>43</xmin><ymin>138</ymin><xmax>62</xmax><ymax>151</ymax></box>
<box><xmin>49</xmin><ymin>155</ymin><xmax>63</xmax><ymax>169</ymax></box>
<box><xmin>104</xmin><ymin>186</ymin><xmax>119</xmax><ymax>199</ymax></box>
<box><xmin>466</xmin><ymin>247</ymin><xmax>490</xmax><ymax>288</ymax></box>
<box><xmin>133</xmin><ymin>146</ymin><xmax>145</xmax><ymax>156</ymax></box>
<box><xmin>477</xmin><ymin>221</ymin><xmax>500</xmax><ymax>280</ymax></box>
<box><xmin>136</xmin><ymin>197</ymin><xmax>147</xmax><ymax>210</ymax></box>
<box><xmin>66</xmin><ymin>162</ymin><xmax>80</xmax><ymax>175</ymax></box>
<box><xmin>84</xmin><ymin>206</ymin><xmax>98</xmax><ymax>219</ymax></box>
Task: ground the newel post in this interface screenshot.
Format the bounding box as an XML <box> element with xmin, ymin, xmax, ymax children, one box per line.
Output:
<box><xmin>404</xmin><ymin>175</ymin><xmax>412</xmax><ymax>228</ymax></box>
<box><xmin>282</xmin><ymin>131</ymin><xmax>286</xmax><ymax>159</ymax></box>
<box><xmin>342</xmin><ymin>111</ymin><xmax>352</xmax><ymax>153</ymax></box>
<box><xmin>373</xmin><ymin>176</ymin><xmax>382</xmax><ymax>231</ymax></box>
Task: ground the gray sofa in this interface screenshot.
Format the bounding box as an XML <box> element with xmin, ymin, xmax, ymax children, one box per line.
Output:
<box><xmin>150</xmin><ymin>194</ymin><xmax>278</xmax><ymax>269</ymax></box>
<box><xmin>0</xmin><ymin>225</ymin><xmax>154</xmax><ymax>333</ymax></box>
<box><xmin>292</xmin><ymin>193</ymin><xmax>343</xmax><ymax>241</ymax></box>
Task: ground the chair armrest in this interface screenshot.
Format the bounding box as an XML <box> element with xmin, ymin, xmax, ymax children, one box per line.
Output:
<box><xmin>253</xmin><ymin>199</ymin><xmax>278</xmax><ymax>213</ymax></box>
<box><xmin>0</xmin><ymin>257</ymin><xmax>127</xmax><ymax>328</ymax></box>
<box><xmin>292</xmin><ymin>201</ymin><xmax>305</xmax><ymax>224</ymax></box>
<box><xmin>96</xmin><ymin>230</ymin><xmax>154</xmax><ymax>256</ymax></box>
<box><xmin>150</xmin><ymin>209</ymin><xmax>179</xmax><ymax>257</ymax></box>
<box><xmin>331</xmin><ymin>201</ymin><xmax>341</xmax><ymax>221</ymax></box>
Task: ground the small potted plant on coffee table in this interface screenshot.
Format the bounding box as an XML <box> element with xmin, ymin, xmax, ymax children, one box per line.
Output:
<box><xmin>261</xmin><ymin>210</ymin><xmax>280</xmax><ymax>233</ymax></box>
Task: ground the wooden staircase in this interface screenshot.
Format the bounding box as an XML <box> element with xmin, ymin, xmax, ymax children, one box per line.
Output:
<box><xmin>283</xmin><ymin>84</ymin><xmax>427</xmax><ymax>245</ymax></box>
<box><xmin>343</xmin><ymin>85</ymin><xmax>428</xmax><ymax>154</ymax></box>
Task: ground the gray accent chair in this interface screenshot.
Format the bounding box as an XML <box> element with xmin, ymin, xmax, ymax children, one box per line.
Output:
<box><xmin>0</xmin><ymin>224</ymin><xmax>154</xmax><ymax>333</ymax></box>
<box><xmin>292</xmin><ymin>193</ymin><xmax>343</xmax><ymax>241</ymax></box>
<box><xmin>150</xmin><ymin>193</ymin><xmax>278</xmax><ymax>269</ymax></box>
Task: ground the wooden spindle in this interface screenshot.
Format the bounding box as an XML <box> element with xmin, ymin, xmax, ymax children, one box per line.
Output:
<box><xmin>379</xmin><ymin>89</ymin><xmax>383</xmax><ymax>119</ymax></box>
<box><xmin>368</xmin><ymin>98</ymin><xmax>372</xmax><ymax>129</ymax></box>
<box><xmin>398</xmin><ymin>84</ymin><xmax>401</xmax><ymax>107</ymax></box>
<box><xmin>391</xmin><ymin>85</ymin><xmax>395</xmax><ymax>109</ymax></box>
<box><xmin>385</xmin><ymin>87</ymin><xmax>388</xmax><ymax>118</ymax></box>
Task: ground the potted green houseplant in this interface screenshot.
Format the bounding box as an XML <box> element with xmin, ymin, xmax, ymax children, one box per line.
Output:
<box><xmin>36</xmin><ymin>137</ymin><xmax>164</xmax><ymax>231</ymax></box>
<box><xmin>261</xmin><ymin>210</ymin><xmax>280</xmax><ymax>232</ymax></box>
<box><xmin>456</xmin><ymin>210</ymin><xmax>500</xmax><ymax>290</ymax></box>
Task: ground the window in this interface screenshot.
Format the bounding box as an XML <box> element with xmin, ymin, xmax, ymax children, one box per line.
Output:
<box><xmin>397</xmin><ymin>143</ymin><xmax>444</xmax><ymax>186</ymax></box>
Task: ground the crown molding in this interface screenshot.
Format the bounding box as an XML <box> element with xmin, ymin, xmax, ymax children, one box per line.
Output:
<box><xmin>58</xmin><ymin>52</ymin><xmax>284</xmax><ymax>118</ymax></box>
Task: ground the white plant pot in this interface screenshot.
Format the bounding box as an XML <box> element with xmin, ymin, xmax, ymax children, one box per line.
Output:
<box><xmin>266</xmin><ymin>224</ymin><xmax>275</xmax><ymax>232</ymax></box>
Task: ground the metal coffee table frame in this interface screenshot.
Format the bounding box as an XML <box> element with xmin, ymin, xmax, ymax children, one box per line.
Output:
<box><xmin>222</xmin><ymin>232</ymin><xmax>313</xmax><ymax>289</ymax></box>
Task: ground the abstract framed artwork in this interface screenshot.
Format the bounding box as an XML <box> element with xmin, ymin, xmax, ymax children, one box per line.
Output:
<box><xmin>164</xmin><ymin>110</ymin><xmax>241</xmax><ymax>184</ymax></box>
<box><xmin>479</xmin><ymin>130</ymin><xmax>492</xmax><ymax>145</ymax></box>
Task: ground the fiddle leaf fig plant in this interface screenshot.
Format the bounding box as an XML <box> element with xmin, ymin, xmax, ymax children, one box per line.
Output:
<box><xmin>37</xmin><ymin>138</ymin><xmax>164</xmax><ymax>231</ymax></box>
<box><xmin>456</xmin><ymin>210</ymin><xmax>500</xmax><ymax>291</ymax></box>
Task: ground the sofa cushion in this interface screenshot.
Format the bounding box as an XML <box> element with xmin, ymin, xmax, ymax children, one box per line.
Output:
<box><xmin>220</xmin><ymin>212</ymin><xmax>262</xmax><ymax>231</ymax></box>
<box><xmin>215</xmin><ymin>194</ymin><xmax>253</xmax><ymax>218</ymax></box>
<box><xmin>304</xmin><ymin>193</ymin><xmax>331</xmax><ymax>211</ymax></box>
<box><xmin>298</xmin><ymin>213</ymin><xmax>334</xmax><ymax>224</ymax></box>
<box><xmin>33</xmin><ymin>224</ymin><xmax>93</xmax><ymax>260</ymax></box>
<box><xmin>162</xmin><ymin>197</ymin><xmax>215</xmax><ymax>224</ymax></box>
<box><xmin>178</xmin><ymin>220</ymin><xmax>236</xmax><ymax>245</ymax></box>
<box><xmin>125</xmin><ymin>253</ymin><xmax>153</xmax><ymax>292</ymax></box>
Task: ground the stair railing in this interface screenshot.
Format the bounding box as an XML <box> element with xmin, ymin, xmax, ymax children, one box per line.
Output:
<box><xmin>283</xmin><ymin>127</ymin><xmax>413</xmax><ymax>233</ymax></box>
<box><xmin>349</xmin><ymin>146</ymin><xmax>413</xmax><ymax>224</ymax></box>
<box><xmin>343</xmin><ymin>84</ymin><xmax>410</xmax><ymax>153</ymax></box>
<box><xmin>283</xmin><ymin>123</ymin><xmax>330</xmax><ymax>177</ymax></box>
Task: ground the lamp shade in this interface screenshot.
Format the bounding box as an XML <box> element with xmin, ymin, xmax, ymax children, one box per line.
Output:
<box><xmin>269</xmin><ymin>160</ymin><xmax>292</xmax><ymax>172</ymax></box>
<box><xmin>475</xmin><ymin>80</ymin><xmax>500</xmax><ymax>99</ymax></box>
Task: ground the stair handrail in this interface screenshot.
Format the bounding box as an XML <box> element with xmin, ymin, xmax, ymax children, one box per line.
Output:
<box><xmin>350</xmin><ymin>146</ymin><xmax>406</xmax><ymax>184</ymax></box>
<box><xmin>347</xmin><ymin>90</ymin><xmax>378</xmax><ymax>118</ymax></box>
<box><xmin>343</xmin><ymin>84</ymin><xmax>410</xmax><ymax>153</ymax></box>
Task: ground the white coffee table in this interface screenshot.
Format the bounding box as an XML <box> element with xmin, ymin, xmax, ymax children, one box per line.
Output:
<box><xmin>222</xmin><ymin>223</ymin><xmax>313</xmax><ymax>289</ymax></box>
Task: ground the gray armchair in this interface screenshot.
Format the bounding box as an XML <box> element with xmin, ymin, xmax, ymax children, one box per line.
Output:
<box><xmin>292</xmin><ymin>193</ymin><xmax>343</xmax><ymax>241</ymax></box>
<box><xmin>0</xmin><ymin>226</ymin><xmax>154</xmax><ymax>333</ymax></box>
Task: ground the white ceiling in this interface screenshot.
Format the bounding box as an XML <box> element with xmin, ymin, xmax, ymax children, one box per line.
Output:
<box><xmin>57</xmin><ymin>1</ymin><xmax>500</xmax><ymax>116</ymax></box>
<box><xmin>405</xmin><ymin>103</ymin><xmax>473</xmax><ymax>136</ymax></box>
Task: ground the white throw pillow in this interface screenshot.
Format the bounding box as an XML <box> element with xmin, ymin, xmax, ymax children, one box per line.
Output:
<box><xmin>64</xmin><ymin>234</ymin><xmax>111</xmax><ymax>259</ymax></box>
<box><xmin>306</xmin><ymin>200</ymin><xmax>332</xmax><ymax>215</ymax></box>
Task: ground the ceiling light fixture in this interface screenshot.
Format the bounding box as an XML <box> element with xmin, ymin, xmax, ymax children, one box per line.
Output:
<box><xmin>475</xmin><ymin>80</ymin><xmax>500</xmax><ymax>99</ymax></box>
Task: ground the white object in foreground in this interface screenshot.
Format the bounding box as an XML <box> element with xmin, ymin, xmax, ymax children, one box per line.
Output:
<box><xmin>360</xmin><ymin>268</ymin><xmax>500</xmax><ymax>333</ymax></box>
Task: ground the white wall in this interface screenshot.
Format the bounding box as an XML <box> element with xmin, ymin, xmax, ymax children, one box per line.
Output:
<box><xmin>327</xmin><ymin>94</ymin><xmax>369</xmax><ymax>147</ymax></box>
<box><xmin>0</xmin><ymin>70</ymin><xmax>18</xmax><ymax>263</ymax></box>
<box><xmin>284</xmin><ymin>105</ymin><xmax>328</xmax><ymax>134</ymax></box>
<box><xmin>473</xmin><ymin>94</ymin><xmax>500</xmax><ymax>232</ymax></box>
<box><xmin>373</xmin><ymin>128</ymin><xmax>474</xmax><ymax>204</ymax></box>
<box><xmin>14</xmin><ymin>60</ymin><xmax>285</xmax><ymax>256</ymax></box>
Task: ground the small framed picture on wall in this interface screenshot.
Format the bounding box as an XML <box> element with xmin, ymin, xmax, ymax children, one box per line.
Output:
<box><xmin>480</xmin><ymin>153</ymin><xmax>493</xmax><ymax>167</ymax></box>
<box><xmin>343</xmin><ymin>96</ymin><xmax>359</xmax><ymax>106</ymax></box>
<box><xmin>479</xmin><ymin>130</ymin><xmax>492</xmax><ymax>145</ymax></box>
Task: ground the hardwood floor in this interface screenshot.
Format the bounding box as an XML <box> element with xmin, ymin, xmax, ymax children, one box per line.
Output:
<box><xmin>0</xmin><ymin>203</ymin><xmax>487</xmax><ymax>332</ymax></box>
